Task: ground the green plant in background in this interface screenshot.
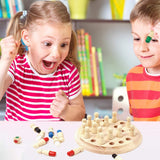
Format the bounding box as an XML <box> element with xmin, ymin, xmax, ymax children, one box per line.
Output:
<box><xmin>113</xmin><ymin>73</ymin><xmax>127</xmax><ymax>86</ymax></box>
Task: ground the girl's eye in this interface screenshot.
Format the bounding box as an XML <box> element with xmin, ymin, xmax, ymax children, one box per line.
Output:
<box><xmin>61</xmin><ymin>43</ymin><xmax>68</xmax><ymax>47</ymax></box>
<box><xmin>43</xmin><ymin>42</ymin><xmax>52</xmax><ymax>46</ymax></box>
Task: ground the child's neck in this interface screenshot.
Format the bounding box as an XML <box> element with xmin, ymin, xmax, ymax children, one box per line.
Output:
<box><xmin>145</xmin><ymin>68</ymin><xmax>160</xmax><ymax>76</ymax></box>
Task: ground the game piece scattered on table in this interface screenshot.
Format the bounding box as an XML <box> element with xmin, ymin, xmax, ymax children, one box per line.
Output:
<box><xmin>75</xmin><ymin>112</ymin><xmax>142</xmax><ymax>154</ymax></box>
<box><xmin>67</xmin><ymin>146</ymin><xmax>84</xmax><ymax>156</ymax></box>
<box><xmin>30</xmin><ymin>124</ymin><xmax>45</xmax><ymax>139</ymax></box>
<box><xmin>57</xmin><ymin>130</ymin><xmax>64</xmax><ymax>143</ymax></box>
<box><xmin>48</xmin><ymin>127</ymin><xmax>54</xmax><ymax>138</ymax></box>
<box><xmin>37</xmin><ymin>149</ymin><xmax>56</xmax><ymax>157</ymax></box>
<box><xmin>52</xmin><ymin>135</ymin><xmax>60</xmax><ymax>146</ymax></box>
<box><xmin>112</xmin><ymin>153</ymin><xmax>123</xmax><ymax>160</ymax></box>
<box><xmin>33</xmin><ymin>137</ymin><xmax>49</xmax><ymax>148</ymax></box>
<box><xmin>13</xmin><ymin>136</ymin><xmax>22</xmax><ymax>144</ymax></box>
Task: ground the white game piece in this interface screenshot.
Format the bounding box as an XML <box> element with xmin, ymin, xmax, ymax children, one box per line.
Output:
<box><xmin>95</xmin><ymin>118</ymin><xmax>100</xmax><ymax>126</ymax></box>
<box><xmin>97</xmin><ymin>126</ymin><xmax>102</xmax><ymax>134</ymax></box>
<box><xmin>112</xmin><ymin>112</ymin><xmax>117</xmax><ymax>123</ymax></box>
<box><xmin>126</xmin><ymin>117</ymin><xmax>131</xmax><ymax>128</ymax></box>
<box><xmin>73</xmin><ymin>146</ymin><xmax>84</xmax><ymax>154</ymax></box>
<box><xmin>84</xmin><ymin>126</ymin><xmax>90</xmax><ymax>139</ymax></box>
<box><xmin>104</xmin><ymin>115</ymin><xmax>109</xmax><ymax>126</ymax></box>
<box><xmin>67</xmin><ymin>146</ymin><xmax>84</xmax><ymax>156</ymax></box>
<box><xmin>117</xmin><ymin>126</ymin><xmax>123</xmax><ymax>138</ymax></box>
<box><xmin>97</xmin><ymin>132</ymin><xmax>105</xmax><ymax>145</ymax></box>
<box><xmin>30</xmin><ymin>123</ymin><xmax>36</xmax><ymax>129</ymax></box>
<box><xmin>108</xmin><ymin>128</ymin><xmax>113</xmax><ymax>140</ymax></box>
<box><xmin>87</xmin><ymin>115</ymin><xmax>92</xmax><ymax>127</ymax></box>
<box><xmin>57</xmin><ymin>130</ymin><xmax>64</xmax><ymax>143</ymax></box>
<box><xmin>13</xmin><ymin>136</ymin><xmax>22</xmax><ymax>144</ymax></box>
<box><xmin>82</xmin><ymin>118</ymin><xmax>87</xmax><ymax>124</ymax></box>
<box><xmin>37</xmin><ymin>149</ymin><xmax>56</xmax><ymax>157</ymax></box>
<box><xmin>91</xmin><ymin>122</ymin><xmax>97</xmax><ymax>134</ymax></box>
<box><xmin>52</xmin><ymin>135</ymin><xmax>60</xmax><ymax>146</ymax></box>
<box><xmin>30</xmin><ymin>123</ymin><xmax>45</xmax><ymax>140</ymax></box>
<box><xmin>130</xmin><ymin>125</ymin><xmax>135</xmax><ymax>137</ymax></box>
<box><xmin>33</xmin><ymin>137</ymin><xmax>49</xmax><ymax>148</ymax></box>
<box><xmin>36</xmin><ymin>131</ymin><xmax>45</xmax><ymax>140</ymax></box>
<box><xmin>94</xmin><ymin>112</ymin><xmax>99</xmax><ymax>120</ymax></box>
<box><xmin>30</xmin><ymin>124</ymin><xmax>41</xmax><ymax>133</ymax></box>
<box><xmin>100</xmin><ymin>121</ymin><xmax>105</xmax><ymax>127</ymax></box>
<box><xmin>81</xmin><ymin>123</ymin><xmax>86</xmax><ymax>134</ymax></box>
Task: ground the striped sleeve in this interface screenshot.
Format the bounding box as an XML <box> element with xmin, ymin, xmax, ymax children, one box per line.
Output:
<box><xmin>68</xmin><ymin>64</ymin><xmax>81</xmax><ymax>99</ymax></box>
<box><xmin>8</xmin><ymin>59</ymin><xmax>16</xmax><ymax>82</ymax></box>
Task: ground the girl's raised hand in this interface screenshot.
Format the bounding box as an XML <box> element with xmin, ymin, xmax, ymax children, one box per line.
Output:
<box><xmin>0</xmin><ymin>36</ymin><xmax>19</xmax><ymax>63</ymax></box>
<box><xmin>50</xmin><ymin>90</ymin><xmax>69</xmax><ymax>118</ymax></box>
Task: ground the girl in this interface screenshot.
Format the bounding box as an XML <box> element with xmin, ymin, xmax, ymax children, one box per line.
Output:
<box><xmin>0</xmin><ymin>0</ymin><xmax>85</xmax><ymax>121</ymax></box>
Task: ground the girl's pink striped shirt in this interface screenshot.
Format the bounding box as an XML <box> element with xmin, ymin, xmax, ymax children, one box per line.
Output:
<box><xmin>5</xmin><ymin>54</ymin><xmax>81</xmax><ymax>121</ymax></box>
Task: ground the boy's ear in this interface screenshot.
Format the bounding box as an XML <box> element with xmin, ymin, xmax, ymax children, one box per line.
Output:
<box><xmin>21</xmin><ymin>29</ymin><xmax>30</xmax><ymax>46</ymax></box>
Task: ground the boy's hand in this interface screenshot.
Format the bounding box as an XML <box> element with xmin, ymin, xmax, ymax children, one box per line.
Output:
<box><xmin>0</xmin><ymin>36</ymin><xmax>19</xmax><ymax>62</ymax></box>
<box><xmin>50</xmin><ymin>90</ymin><xmax>69</xmax><ymax>118</ymax></box>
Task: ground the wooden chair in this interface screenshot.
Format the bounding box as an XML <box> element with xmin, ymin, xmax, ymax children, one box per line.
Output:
<box><xmin>112</xmin><ymin>86</ymin><xmax>133</xmax><ymax>120</ymax></box>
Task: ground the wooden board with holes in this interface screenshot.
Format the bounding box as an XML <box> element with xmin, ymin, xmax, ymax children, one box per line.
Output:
<box><xmin>75</xmin><ymin>112</ymin><xmax>142</xmax><ymax>154</ymax></box>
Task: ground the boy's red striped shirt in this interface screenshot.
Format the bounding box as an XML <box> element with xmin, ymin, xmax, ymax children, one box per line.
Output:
<box><xmin>126</xmin><ymin>65</ymin><xmax>160</xmax><ymax>121</ymax></box>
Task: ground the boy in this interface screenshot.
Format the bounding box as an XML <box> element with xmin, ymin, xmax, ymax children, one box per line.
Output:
<box><xmin>126</xmin><ymin>0</ymin><xmax>160</xmax><ymax>121</ymax></box>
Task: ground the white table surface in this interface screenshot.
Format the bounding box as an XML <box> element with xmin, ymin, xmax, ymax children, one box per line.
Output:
<box><xmin>0</xmin><ymin>121</ymin><xmax>159</xmax><ymax>160</ymax></box>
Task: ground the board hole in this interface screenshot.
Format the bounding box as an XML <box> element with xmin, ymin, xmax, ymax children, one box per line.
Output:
<box><xmin>126</xmin><ymin>137</ymin><xmax>131</xmax><ymax>141</ymax></box>
<box><xmin>109</xmin><ymin>142</ymin><xmax>114</xmax><ymax>145</ymax></box>
<box><xmin>114</xmin><ymin>125</ymin><xmax>118</xmax><ymax>128</ymax></box>
<box><xmin>90</xmin><ymin>139</ymin><xmax>96</xmax><ymax>142</ymax></box>
<box><xmin>119</xmin><ymin>141</ymin><xmax>124</xmax><ymax>144</ymax></box>
<box><xmin>120</xmin><ymin>121</ymin><xmax>125</xmax><ymax>125</ymax></box>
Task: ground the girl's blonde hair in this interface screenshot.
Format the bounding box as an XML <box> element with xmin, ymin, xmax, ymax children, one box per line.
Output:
<box><xmin>6</xmin><ymin>0</ymin><xmax>80</xmax><ymax>71</ymax></box>
<box><xmin>130</xmin><ymin>0</ymin><xmax>160</xmax><ymax>25</ymax></box>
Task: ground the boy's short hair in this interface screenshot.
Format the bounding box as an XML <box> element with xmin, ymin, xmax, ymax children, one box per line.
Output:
<box><xmin>130</xmin><ymin>0</ymin><xmax>160</xmax><ymax>25</ymax></box>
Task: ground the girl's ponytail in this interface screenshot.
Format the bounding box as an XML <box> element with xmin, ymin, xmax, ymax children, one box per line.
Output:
<box><xmin>6</xmin><ymin>11</ymin><xmax>27</xmax><ymax>55</ymax></box>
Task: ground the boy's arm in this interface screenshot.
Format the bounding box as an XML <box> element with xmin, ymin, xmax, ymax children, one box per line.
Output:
<box><xmin>50</xmin><ymin>90</ymin><xmax>86</xmax><ymax>121</ymax></box>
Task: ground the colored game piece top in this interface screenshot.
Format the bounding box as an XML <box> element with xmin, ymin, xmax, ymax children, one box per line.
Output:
<box><xmin>146</xmin><ymin>31</ymin><xmax>154</xmax><ymax>43</ymax></box>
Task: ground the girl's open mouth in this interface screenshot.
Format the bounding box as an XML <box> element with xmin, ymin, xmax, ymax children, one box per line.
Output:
<box><xmin>42</xmin><ymin>60</ymin><xmax>55</xmax><ymax>70</ymax></box>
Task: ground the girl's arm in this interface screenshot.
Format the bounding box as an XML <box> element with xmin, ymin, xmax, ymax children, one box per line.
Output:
<box><xmin>0</xmin><ymin>61</ymin><xmax>13</xmax><ymax>100</ymax></box>
<box><xmin>50</xmin><ymin>90</ymin><xmax>86</xmax><ymax>121</ymax></box>
<box><xmin>0</xmin><ymin>36</ymin><xmax>18</xmax><ymax>100</ymax></box>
